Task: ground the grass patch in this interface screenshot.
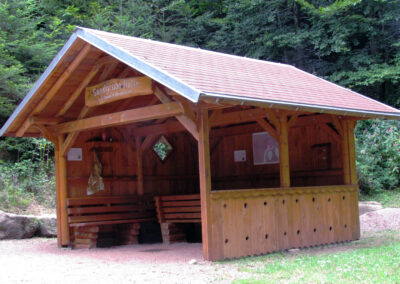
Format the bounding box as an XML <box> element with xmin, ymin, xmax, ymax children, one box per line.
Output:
<box><xmin>223</xmin><ymin>231</ymin><xmax>400</xmax><ymax>283</ymax></box>
<box><xmin>359</xmin><ymin>189</ymin><xmax>400</xmax><ymax>208</ymax></box>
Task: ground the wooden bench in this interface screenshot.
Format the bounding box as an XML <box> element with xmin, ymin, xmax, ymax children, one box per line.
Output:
<box><xmin>67</xmin><ymin>195</ymin><xmax>156</xmax><ymax>248</ymax></box>
<box><xmin>154</xmin><ymin>194</ymin><xmax>201</xmax><ymax>243</ymax></box>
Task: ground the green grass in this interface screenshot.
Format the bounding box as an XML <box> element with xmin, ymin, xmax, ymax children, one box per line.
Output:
<box><xmin>360</xmin><ymin>189</ymin><xmax>400</xmax><ymax>208</ymax></box>
<box><xmin>220</xmin><ymin>231</ymin><xmax>400</xmax><ymax>283</ymax></box>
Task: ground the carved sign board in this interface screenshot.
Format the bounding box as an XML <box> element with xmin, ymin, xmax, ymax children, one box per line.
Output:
<box><xmin>85</xmin><ymin>76</ymin><xmax>152</xmax><ymax>107</ymax></box>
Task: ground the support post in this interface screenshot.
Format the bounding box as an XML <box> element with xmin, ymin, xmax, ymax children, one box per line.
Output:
<box><xmin>279</xmin><ymin>114</ymin><xmax>290</xmax><ymax>187</ymax></box>
<box><xmin>135</xmin><ymin>137</ymin><xmax>144</xmax><ymax>196</ymax></box>
<box><xmin>197</xmin><ymin>104</ymin><xmax>214</xmax><ymax>260</ymax></box>
<box><xmin>57</xmin><ymin>135</ymin><xmax>70</xmax><ymax>246</ymax></box>
<box><xmin>54</xmin><ymin>143</ymin><xmax>62</xmax><ymax>247</ymax></box>
<box><xmin>347</xmin><ymin>120</ymin><xmax>358</xmax><ymax>185</ymax></box>
<box><xmin>341</xmin><ymin>120</ymin><xmax>351</xmax><ymax>185</ymax></box>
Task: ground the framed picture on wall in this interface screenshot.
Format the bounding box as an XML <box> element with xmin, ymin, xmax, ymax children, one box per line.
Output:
<box><xmin>252</xmin><ymin>132</ymin><xmax>279</xmax><ymax>165</ymax></box>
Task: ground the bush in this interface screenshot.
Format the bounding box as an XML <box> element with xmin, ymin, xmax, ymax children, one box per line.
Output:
<box><xmin>355</xmin><ymin>119</ymin><xmax>400</xmax><ymax>194</ymax></box>
<box><xmin>0</xmin><ymin>138</ymin><xmax>56</xmax><ymax>213</ymax></box>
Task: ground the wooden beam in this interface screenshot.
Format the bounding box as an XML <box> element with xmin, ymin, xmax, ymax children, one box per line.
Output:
<box><xmin>209</xmin><ymin>109</ymin><xmax>222</xmax><ymax>123</ymax></box>
<box><xmin>331</xmin><ymin>115</ymin><xmax>343</xmax><ymax>136</ymax></box>
<box><xmin>141</xmin><ymin>135</ymin><xmax>158</xmax><ymax>150</ymax></box>
<box><xmin>154</xmin><ymin>87</ymin><xmax>199</xmax><ymax>140</ymax></box>
<box><xmin>288</xmin><ymin>114</ymin><xmax>298</xmax><ymax>128</ymax></box>
<box><xmin>16</xmin><ymin>44</ymin><xmax>92</xmax><ymax>137</ymax></box>
<box><xmin>57</xmin><ymin>135</ymin><xmax>70</xmax><ymax>246</ymax></box>
<box><xmin>265</xmin><ymin>109</ymin><xmax>281</xmax><ymax>133</ymax></box>
<box><xmin>30</xmin><ymin>116</ymin><xmax>64</xmax><ymax>125</ymax></box>
<box><xmin>217</xmin><ymin>108</ymin><xmax>268</xmax><ymax>126</ymax></box>
<box><xmin>33</xmin><ymin>124</ymin><xmax>56</xmax><ymax>143</ymax></box>
<box><xmin>256</xmin><ymin>118</ymin><xmax>279</xmax><ymax>141</ymax></box>
<box><xmin>135</xmin><ymin>137</ymin><xmax>144</xmax><ymax>195</ymax></box>
<box><xmin>279</xmin><ymin>114</ymin><xmax>290</xmax><ymax>187</ymax></box>
<box><xmin>134</xmin><ymin>108</ymin><xmax>270</xmax><ymax>138</ymax></box>
<box><xmin>197</xmin><ymin>104</ymin><xmax>214</xmax><ymax>260</ymax></box>
<box><xmin>61</xmin><ymin>106</ymin><xmax>90</xmax><ymax>157</ymax></box>
<box><xmin>51</xmin><ymin>102</ymin><xmax>183</xmax><ymax>134</ymax></box>
<box><xmin>320</xmin><ymin>123</ymin><xmax>341</xmax><ymax>144</ymax></box>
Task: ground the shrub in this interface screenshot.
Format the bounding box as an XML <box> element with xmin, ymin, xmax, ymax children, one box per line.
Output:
<box><xmin>355</xmin><ymin>119</ymin><xmax>400</xmax><ymax>194</ymax></box>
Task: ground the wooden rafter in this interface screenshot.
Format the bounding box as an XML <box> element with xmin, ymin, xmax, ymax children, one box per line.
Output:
<box><xmin>51</xmin><ymin>102</ymin><xmax>183</xmax><ymax>134</ymax></box>
<box><xmin>16</xmin><ymin>44</ymin><xmax>92</xmax><ymax>137</ymax></box>
<box><xmin>97</xmin><ymin>62</ymin><xmax>119</xmax><ymax>82</ymax></box>
<box><xmin>56</xmin><ymin>66</ymin><xmax>100</xmax><ymax>117</ymax></box>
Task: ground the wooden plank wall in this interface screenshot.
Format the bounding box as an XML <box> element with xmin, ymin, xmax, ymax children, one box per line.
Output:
<box><xmin>66</xmin><ymin>116</ymin><xmax>343</xmax><ymax>197</ymax></box>
<box><xmin>209</xmin><ymin>185</ymin><xmax>359</xmax><ymax>260</ymax></box>
<box><xmin>210</xmin><ymin>122</ymin><xmax>343</xmax><ymax>190</ymax></box>
<box><xmin>66</xmin><ymin>126</ymin><xmax>199</xmax><ymax>198</ymax></box>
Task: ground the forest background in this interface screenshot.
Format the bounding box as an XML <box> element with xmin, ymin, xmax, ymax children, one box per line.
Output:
<box><xmin>0</xmin><ymin>0</ymin><xmax>399</xmax><ymax>213</ymax></box>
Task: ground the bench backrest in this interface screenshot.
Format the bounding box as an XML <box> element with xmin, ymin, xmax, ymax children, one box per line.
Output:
<box><xmin>67</xmin><ymin>195</ymin><xmax>156</xmax><ymax>226</ymax></box>
<box><xmin>154</xmin><ymin>194</ymin><xmax>201</xmax><ymax>223</ymax></box>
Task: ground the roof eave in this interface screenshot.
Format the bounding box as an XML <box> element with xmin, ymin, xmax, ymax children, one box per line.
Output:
<box><xmin>200</xmin><ymin>92</ymin><xmax>400</xmax><ymax>120</ymax></box>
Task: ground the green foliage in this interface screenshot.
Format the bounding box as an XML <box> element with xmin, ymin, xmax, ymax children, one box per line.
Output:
<box><xmin>0</xmin><ymin>138</ymin><xmax>55</xmax><ymax>212</ymax></box>
<box><xmin>356</xmin><ymin>119</ymin><xmax>400</xmax><ymax>194</ymax></box>
<box><xmin>0</xmin><ymin>0</ymin><xmax>400</xmax><ymax>212</ymax></box>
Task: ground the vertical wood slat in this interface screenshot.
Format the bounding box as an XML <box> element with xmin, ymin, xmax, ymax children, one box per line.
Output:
<box><xmin>279</xmin><ymin>114</ymin><xmax>290</xmax><ymax>187</ymax></box>
<box><xmin>57</xmin><ymin>135</ymin><xmax>70</xmax><ymax>246</ymax></box>
<box><xmin>136</xmin><ymin>137</ymin><xmax>144</xmax><ymax>196</ymax></box>
<box><xmin>197</xmin><ymin>105</ymin><xmax>214</xmax><ymax>260</ymax></box>
<box><xmin>209</xmin><ymin>185</ymin><xmax>359</xmax><ymax>260</ymax></box>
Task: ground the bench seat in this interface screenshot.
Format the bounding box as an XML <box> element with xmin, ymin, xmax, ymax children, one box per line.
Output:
<box><xmin>67</xmin><ymin>195</ymin><xmax>156</xmax><ymax>248</ymax></box>
<box><xmin>154</xmin><ymin>194</ymin><xmax>201</xmax><ymax>243</ymax></box>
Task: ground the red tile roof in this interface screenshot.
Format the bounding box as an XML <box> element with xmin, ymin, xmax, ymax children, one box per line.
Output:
<box><xmin>87</xmin><ymin>28</ymin><xmax>400</xmax><ymax>116</ymax></box>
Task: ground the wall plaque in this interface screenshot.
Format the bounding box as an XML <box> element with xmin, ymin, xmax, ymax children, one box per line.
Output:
<box><xmin>85</xmin><ymin>76</ymin><xmax>152</xmax><ymax>107</ymax></box>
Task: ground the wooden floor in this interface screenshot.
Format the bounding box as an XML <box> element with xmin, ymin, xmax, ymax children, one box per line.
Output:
<box><xmin>209</xmin><ymin>185</ymin><xmax>360</xmax><ymax>260</ymax></box>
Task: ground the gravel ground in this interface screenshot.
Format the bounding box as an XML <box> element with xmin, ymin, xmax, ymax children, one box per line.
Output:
<box><xmin>0</xmin><ymin>239</ymin><xmax>250</xmax><ymax>284</ymax></box>
<box><xmin>2</xmin><ymin>207</ymin><xmax>400</xmax><ymax>284</ymax></box>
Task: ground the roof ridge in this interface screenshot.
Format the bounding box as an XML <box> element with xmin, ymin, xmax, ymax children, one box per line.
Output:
<box><xmin>78</xmin><ymin>27</ymin><xmax>291</xmax><ymax>69</ymax></box>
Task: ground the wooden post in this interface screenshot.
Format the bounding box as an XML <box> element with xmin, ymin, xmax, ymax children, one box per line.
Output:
<box><xmin>57</xmin><ymin>135</ymin><xmax>70</xmax><ymax>246</ymax></box>
<box><xmin>54</xmin><ymin>143</ymin><xmax>62</xmax><ymax>247</ymax></box>
<box><xmin>197</xmin><ymin>104</ymin><xmax>214</xmax><ymax>260</ymax></box>
<box><xmin>279</xmin><ymin>114</ymin><xmax>290</xmax><ymax>187</ymax></box>
<box><xmin>341</xmin><ymin>120</ymin><xmax>351</xmax><ymax>185</ymax></box>
<box><xmin>135</xmin><ymin>137</ymin><xmax>144</xmax><ymax>196</ymax></box>
<box><xmin>347</xmin><ymin>120</ymin><xmax>358</xmax><ymax>185</ymax></box>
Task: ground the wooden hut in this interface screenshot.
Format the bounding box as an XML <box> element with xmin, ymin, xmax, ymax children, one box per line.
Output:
<box><xmin>1</xmin><ymin>28</ymin><xmax>400</xmax><ymax>261</ymax></box>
